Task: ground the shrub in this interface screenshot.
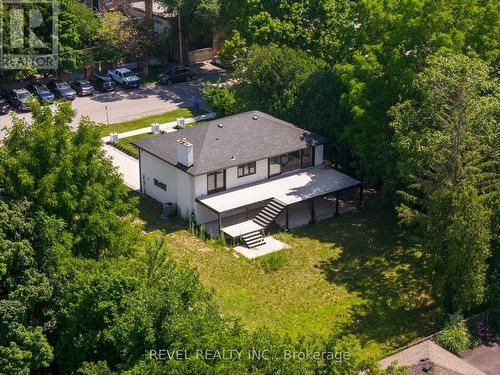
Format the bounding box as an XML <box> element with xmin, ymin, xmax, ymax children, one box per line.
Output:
<box><xmin>261</xmin><ymin>252</ymin><xmax>287</xmax><ymax>273</ymax></box>
<box><xmin>436</xmin><ymin>312</ymin><xmax>470</xmax><ymax>354</ymax></box>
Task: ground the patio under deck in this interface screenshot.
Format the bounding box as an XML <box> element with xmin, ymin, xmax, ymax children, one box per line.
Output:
<box><xmin>196</xmin><ymin>166</ymin><xmax>362</xmax><ymax>238</ymax></box>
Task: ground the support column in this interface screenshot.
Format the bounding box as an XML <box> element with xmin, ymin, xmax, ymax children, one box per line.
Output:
<box><xmin>358</xmin><ymin>184</ymin><xmax>364</xmax><ymax>208</ymax></box>
<box><xmin>245</xmin><ymin>207</ymin><xmax>249</xmax><ymax>221</ymax></box>
<box><xmin>218</xmin><ymin>213</ymin><xmax>222</xmax><ymax>234</ymax></box>
<box><xmin>310</xmin><ymin>199</ymin><xmax>316</xmax><ymax>224</ymax></box>
<box><xmin>285</xmin><ymin>206</ymin><xmax>289</xmax><ymax>230</ymax></box>
<box><xmin>334</xmin><ymin>192</ymin><xmax>340</xmax><ymax>217</ymax></box>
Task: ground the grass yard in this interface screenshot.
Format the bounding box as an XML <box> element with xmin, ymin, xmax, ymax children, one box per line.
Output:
<box><xmin>99</xmin><ymin>107</ymin><xmax>206</xmax><ymax>137</ymax></box>
<box><xmin>132</xmin><ymin>193</ymin><xmax>437</xmax><ymax>358</ymax></box>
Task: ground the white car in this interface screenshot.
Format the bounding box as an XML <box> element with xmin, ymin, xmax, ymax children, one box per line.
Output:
<box><xmin>108</xmin><ymin>68</ymin><xmax>140</xmax><ymax>88</ymax></box>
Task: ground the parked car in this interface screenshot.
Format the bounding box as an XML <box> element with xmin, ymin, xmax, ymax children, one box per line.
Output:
<box><xmin>0</xmin><ymin>96</ymin><xmax>10</xmax><ymax>115</ymax></box>
<box><xmin>158</xmin><ymin>66</ymin><xmax>193</xmax><ymax>85</ymax></box>
<box><xmin>46</xmin><ymin>79</ymin><xmax>76</xmax><ymax>100</ymax></box>
<box><xmin>91</xmin><ymin>74</ymin><xmax>115</xmax><ymax>92</ymax></box>
<box><xmin>70</xmin><ymin>80</ymin><xmax>94</xmax><ymax>96</ymax></box>
<box><xmin>6</xmin><ymin>88</ymin><xmax>32</xmax><ymax>112</ymax></box>
<box><xmin>108</xmin><ymin>68</ymin><xmax>140</xmax><ymax>88</ymax></box>
<box><xmin>211</xmin><ymin>54</ymin><xmax>240</xmax><ymax>69</ymax></box>
<box><xmin>27</xmin><ymin>83</ymin><xmax>55</xmax><ymax>104</ymax></box>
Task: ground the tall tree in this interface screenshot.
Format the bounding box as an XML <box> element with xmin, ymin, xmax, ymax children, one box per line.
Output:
<box><xmin>390</xmin><ymin>51</ymin><xmax>499</xmax><ymax>312</ymax></box>
<box><xmin>0</xmin><ymin>100</ymin><xmax>138</xmax><ymax>258</ymax></box>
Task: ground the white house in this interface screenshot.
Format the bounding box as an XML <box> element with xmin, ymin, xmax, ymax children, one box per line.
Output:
<box><xmin>133</xmin><ymin>111</ymin><xmax>362</xmax><ymax>247</ymax></box>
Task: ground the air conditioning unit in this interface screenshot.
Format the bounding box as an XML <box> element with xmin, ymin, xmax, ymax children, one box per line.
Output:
<box><xmin>176</xmin><ymin>117</ymin><xmax>185</xmax><ymax>128</ymax></box>
<box><xmin>151</xmin><ymin>122</ymin><xmax>160</xmax><ymax>134</ymax></box>
<box><xmin>109</xmin><ymin>132</ymin><xmax>119</xmax><ymax>144</ymax></box>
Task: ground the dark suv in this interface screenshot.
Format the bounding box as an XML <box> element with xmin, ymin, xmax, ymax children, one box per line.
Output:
<box><xmin>70</xmin><ymin>80</ymin><xmax>94</xmax><ymax>96</ymax></box>
<box><xmin>27</xmin><ymin>83</ymin><xmax>55</xmax><ymax>104</ymax></box>
<box><xmin>158</xmin><ymin>66</ymin><xmax>193</xmax><ymax>85</ymax></box>
<box><xmin>91</xmin><ymin>74</ymin><xmax>115</xmax><ymax>92</ymax></box>
<box><xmin>47</xmin><ymin>80</ymin><xmax>76</xmax><ymax>100</ymax></box>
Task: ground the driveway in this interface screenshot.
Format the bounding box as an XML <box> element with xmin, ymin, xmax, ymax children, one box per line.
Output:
<box><xmin>0</xmin><ymin>62</ymin><xmax>226</xmax><ymax>139</ymax></box>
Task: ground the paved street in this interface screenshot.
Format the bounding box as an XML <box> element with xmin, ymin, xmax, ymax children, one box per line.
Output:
<box><xmin>0</xmin><ymin>63</ymin><xmax>226</xmax><ymax>139</ymax></box>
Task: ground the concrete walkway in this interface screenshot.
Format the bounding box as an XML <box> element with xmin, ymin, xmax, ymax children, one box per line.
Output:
<box><xmin>103</xmin><ymin>144</ymin><xmax>140</xmax><ymax>190</ymax></box>
<box><xmin>101</xmin><ymin>112</ymin><xmax>215</xmax><ymax>143</ymax></box>
<box><xmin>102</xmin><ymin>112</ymin><xmax>215</xmax><ymax>190</ymax></box>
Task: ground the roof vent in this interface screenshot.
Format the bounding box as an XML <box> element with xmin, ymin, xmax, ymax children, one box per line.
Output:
<box><xmin>230</xmin><ymin>155</ymin><xmax>236</xmax><ymax>161</ymax></box>
<box><xmin>218</xmin><ymin>123</ymin><xmax>223</xmax><ymax>128</ymax></box>
<box><xmin>252</xmin><ymin>115</ymin><xmax>259</xmax><ymax>120</ymax></box>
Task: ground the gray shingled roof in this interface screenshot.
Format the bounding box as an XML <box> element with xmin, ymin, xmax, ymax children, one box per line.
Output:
<box><xmin>132</xmin><ymin>110</ymin><xmax>329</xmax><ymax>176</ymax></box>
<box><xmin>379</xmin><ymin>340</ymin><xmax>487</xmax><ymax>375</ymax></box>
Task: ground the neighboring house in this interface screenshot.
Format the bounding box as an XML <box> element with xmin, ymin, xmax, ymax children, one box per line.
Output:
<box><xmin>126</xmin><ymin>1</ymin><xmax>174</xmax><ymax>34</ymax></box>
<box><xmin>380</xmin><ymin>340</ymin><xmax>487</xmax><ymax>375</ymax></box>
<box><xmin>133</xmin><ymin>111</ymin><xmax>362</xmax><ymax>247</ymax></box>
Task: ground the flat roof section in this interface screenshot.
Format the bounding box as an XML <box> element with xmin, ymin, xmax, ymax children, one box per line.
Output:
<box><xmin>197</xmin><ymin>166</ymin><xmax>361</xmax><ymax>214</ymax></box>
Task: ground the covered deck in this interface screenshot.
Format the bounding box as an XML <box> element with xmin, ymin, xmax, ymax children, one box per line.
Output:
<box><xmin>196</xmin><ymin>166</ymin><xmax>362</xmax><ymax>239</ymax></box>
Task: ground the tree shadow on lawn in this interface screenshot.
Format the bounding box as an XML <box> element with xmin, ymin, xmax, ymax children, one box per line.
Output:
<box><xmin>292</xmin><ymin>200</ymin><xmax>437</xmax><ymax>350</ymax></box>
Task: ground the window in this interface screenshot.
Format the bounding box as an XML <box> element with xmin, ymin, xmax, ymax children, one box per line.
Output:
<box><xmin>207</xmin><ymin>170</ymin><xmax>225</xmax><ymax>194</ymax></box>
<box><xmin>154</xmin><ymin>178</ymin><xmax>167</xmax><ymax>191</ymax></box>
<box><xmin>301</xmin><ymin>148</ymin><xmax>312</xmax><ymax>168</ymax></box>
<box><xmin>281</xmin><ymin>151</ymin><xmax>300</xmax><ymax>173</ymax></box>
<box><xmin>269</xmin><ymin>156</ymin><xmax>281</xmax><ymax>177</ymax></box>
<box><xmin>237</xmin><ymin>162</ymin><xmax>256</xmax><ymax>178</ymax></box>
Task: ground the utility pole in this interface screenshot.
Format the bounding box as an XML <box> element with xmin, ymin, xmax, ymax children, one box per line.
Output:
<box><xmin>178</xmin><ymin>11</ymin><xmax>183</xmax><ymax>65</ymax></box>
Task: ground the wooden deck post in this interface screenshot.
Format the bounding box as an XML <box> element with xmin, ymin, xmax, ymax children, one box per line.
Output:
<box><xmin>334</xmin><ymin>192</ymin><xmax>340</xmax><ymax>217</ymax></box>
<box><xmin>285</xmin><ymin>205</ymin><xmax>289</xmax><ymax>230</ymax></box>
<box><xmin>310</xmin><ymin>199</ymin><xmax>316</xmax><ymax>224</ymax></box>
<box><xmin>218</xmin><ymin>213</ymin><xmax>222</xmax><ymax>234</ymax></box>
<box><xmin>358</xmin><ymin>183</ymin><xmax>364</xmax><ymax>208</ymax></box>
<box><xmin>245</xmin><ymin>207</ymin><xmax>249</xmax><ymax>220</ymax></box>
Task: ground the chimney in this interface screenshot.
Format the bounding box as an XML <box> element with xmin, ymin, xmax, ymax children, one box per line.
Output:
<box><xmin>176</xmin><ymin>138</ymin><xmax>193</xmax><ymax>167</ymax></box>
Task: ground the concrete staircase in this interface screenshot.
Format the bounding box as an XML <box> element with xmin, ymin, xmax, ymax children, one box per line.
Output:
<box><xmin>242</xmin><ymin>230</ymin><xmax>266</xmax><ymax>248</ymax></box>
<box><xmin>252</xmin><ymin>198</ymin><xmax>287</xmax><ymax>228</ymax></box>
<box><xmin>242</xmin><ymin>199</ymin><xmax>286</xmax><ymax>249</ymax></box>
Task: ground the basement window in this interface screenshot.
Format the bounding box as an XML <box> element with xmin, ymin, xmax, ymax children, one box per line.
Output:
<box><xmin>154</xmin><ymin>178</ymin><xmax>167</xmax><ymax>191</ymax></box>
<box><xmin>237</xmin><ymin>162</ymin><xmax>256</xmax><ymax>178</ymax></box>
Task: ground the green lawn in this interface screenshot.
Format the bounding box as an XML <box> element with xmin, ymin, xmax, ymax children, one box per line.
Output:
<box><xmin>99</xmin><ymin>107</ymin><xmax>206</xmax><ymax>137</ymax></box>
<box><xmin>132</xmin><ymin>193</ymin><xmax>437</xmax><ymax>357</ymax></box>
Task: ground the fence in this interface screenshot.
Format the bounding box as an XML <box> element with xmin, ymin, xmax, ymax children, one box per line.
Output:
<box><xmin>188</xmin><ymin>48</ymin><xmax>214</xmax><ymax>64</ymax></box>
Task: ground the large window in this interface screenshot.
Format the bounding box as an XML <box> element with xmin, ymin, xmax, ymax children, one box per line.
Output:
<box><xmin>207</xmin><ymin>170</ymin><xmax>225</xmax><ymax>194</ymax></box>
<box><xmin>269</xmin><ymin>149</ymin><xmax>312</xmax><ymax>177</ymax></box>
<box><xmin>281</xmin><ymin>151</ymin><xmax>300</xmax><ymax>173</ymax></box>
<box><xmin>301</xmin><ymin>148</ymin><xmax>313</xmax><ymax>168</ymax></box>
<box><xmin>237</xmin><ymin>162</ymin><xmax>256</xmax><ymax>178</ymax></box>
<box><xmin>269</xmin><ymin>156</ymin><xmax>281</xmax><ymax>177</ymax></box>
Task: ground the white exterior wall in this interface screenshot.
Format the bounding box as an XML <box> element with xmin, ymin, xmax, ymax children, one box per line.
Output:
<box><xmin>314</xmin><ymin>145</ymin><xmax>324</xmax><ymax>166</ymax></box>
<box><xmin>140</xmin><ymin>145</ymin><xmax>326</xmax><ymax>225</ymax></box>
<box><xmin>139</xmin><ymin>150</ymin><xmax>194</xmax><ymax>219</ymax></box>
<box><xmin>226</xmin><ymin>159</ymin><xmax>268</xmax><ymax>190</ymax></box>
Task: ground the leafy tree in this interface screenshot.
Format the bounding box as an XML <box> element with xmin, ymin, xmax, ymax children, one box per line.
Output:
<box><xmin>390</xmin><ymin>51</ymin><xmax>499</xmax><ymax>312</ymax></box>
<box><xmin>0</xmin><ymin>200</ymin><xmax>71</xmax><ymax>374</ymax></box>
<box><xmin>0</xmin><ymin>100</ymin><xmax>138</xmax><ymax>258</ymax></box>
<box><xmin>95</xmin><ymin>12</ymin><xmax>131</xmax><ymax>64</ymax></box>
